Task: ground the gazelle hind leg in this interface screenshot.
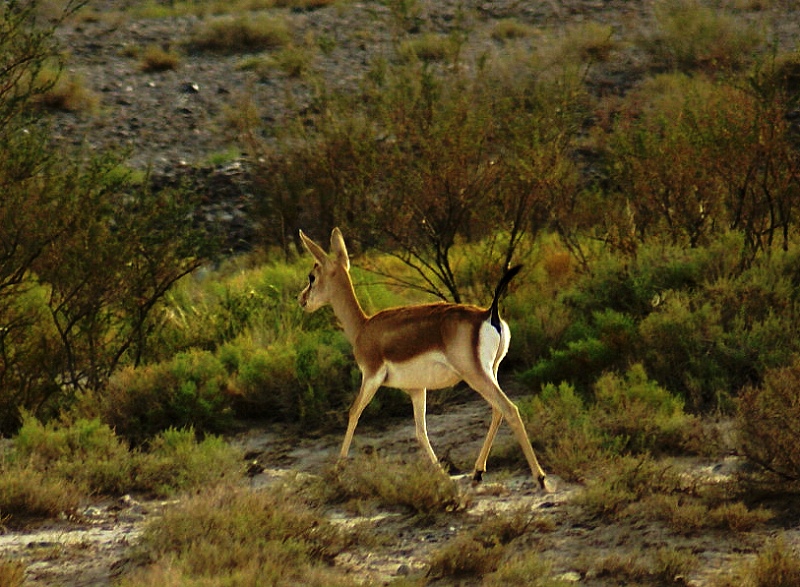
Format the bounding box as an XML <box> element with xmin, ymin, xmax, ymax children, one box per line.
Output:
<box><xmin>408</xmin><ymin>388</ymin><xmax>439</xmax><ymax>465</ymax></box>
<box><xmin>340</xmin><ymin>373</ymin><xmax>383</xmax><ymax>459</ymax></box>
<box><xmin>466</xmin><ymin>372</ymin><xmax>547</xmax><ymax>489</ymax></box>
<box><xmin>472</xmin><ymin>408</ymin><xmax>503</xmax><ymax>483</ymax></box>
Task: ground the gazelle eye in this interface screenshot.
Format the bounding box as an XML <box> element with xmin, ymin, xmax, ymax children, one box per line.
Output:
<box><xmin>308</xmin><ymin>274</ymin><xmax>315</xmax><ymax>284</ymax></box>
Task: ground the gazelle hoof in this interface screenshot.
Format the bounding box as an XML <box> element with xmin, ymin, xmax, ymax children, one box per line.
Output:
<box><xmin>471</xmin><ymin>470</ymin><xmax>484</xmax><ymax>485</ymax></box>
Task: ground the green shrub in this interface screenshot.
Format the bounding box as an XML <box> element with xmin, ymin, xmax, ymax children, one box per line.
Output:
<box><xmin>574</xmin><ymin>454</ymin><xmax>684</xmax><ymax>521</ymax></box>
<box><xmin>521</xmin><ymin>365</ymin><xmax>691</xmax><ymax>480</ymax></box>
<box><xmin>490</xmin><ymin>19</ymin><xmax>535</xmax><ymax>41</ymax></box>
<box><xmin>638</xmin><ymin>294</ymin><xmax>729</xmax><ymax>411</ymax></box>
<box><xmin>103</xmin><ymin>350</ymin><xmax>234</xmax><ymax>444</ymax></box>
<box><xmin>591</xmin><ymin>364</ymin><xmax>691</xmax><ymax>455</ymax></box>
<box><xmin>520</xmin><ymin>381</ymin><xmax>606</xmax><ymax>482</ymax></box>
<box><xmin>134</xmin><ymin>427</ymin><xmax>242</xmax><ymax>497</ymax></box>
<box><xmin>398</xmin><ymin>33</ymin><xmax>452</xmax><ymax>62</ymax></box>
<box><xmin>9</xmin><ymin>415</ymin><xmax>242</xmax><ymax>502</ymax></box>
<box><xmin>522</xmin><ymin>308</ymin><xmax>638</xmax><ymax>392</ymax></box>
<box><xmin>14</xmin><ymin>414</ymin><xmax>134</xmax><ymax>494</ymax></box>
<box><xmin>230</xmin><ymin>342</ymin><xmax>300</xmax><ymax>419</ymax></box>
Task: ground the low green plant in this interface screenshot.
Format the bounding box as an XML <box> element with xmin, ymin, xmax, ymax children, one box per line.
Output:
<box><xmin>34</xmin><ymin>66</ymin><xmax>99</xmax><ymax>112</ymax></box>
<box><xmin>267</xmin><ymin>43</ymin><xmax>317</xmax><ymax>77</ymax></box>
<box><xmin>520</xmin><ymin>364</ymin><xmax>692</xmax><ymax>481</ymax></box>
<box><xmin>13</xmin><ymin>414</ymin><xmax>135</xmax><ymax>495</ymax></box>
<box><xmin>398</xmin><ymin>33</ymin><xmax>452</xmax><ymax>62</ymax></box>
<box><xmin>484</xmin><ymin>551</ymin><xmax>572</xmax><ymax>587</ymax></box>
<box><xmin>586</xmin><ymin>547</ymin><xmax>697</xmax><ymax>585</ymax></box>
<box><xmin>574</xmin><ymin>454</ymin><xmax>685</xmax><ymax>521</ymax></box>
<box><xmin>643</xmin><ymin>493</ymin><xmax>772</xmax><ymax>535</ymax></box>
<box><xmin>519</xmin><ymin>381</ymin><xmax>607</xmax><ymax>482</ymax></box>
<box><xmin>474</xmin><ymin>505</ymin><xmax>552</xmax><ymax>548</ymax></box>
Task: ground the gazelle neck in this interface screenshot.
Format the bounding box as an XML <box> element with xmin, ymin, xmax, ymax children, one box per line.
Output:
<box><xmin>330</xmin><ymin>272</ymin><xmax>367</xmax><ymax>344</ymax></box>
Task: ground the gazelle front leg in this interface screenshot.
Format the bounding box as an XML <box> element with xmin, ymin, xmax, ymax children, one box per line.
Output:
<box><xmin>340</xmin><ymin>372</ymin><xmax>383</xmax><ymax>459</ymax></box>
<box><xmin>472</xmin><ymin>407</ymin><xmax>504</xmax><ymax>483</ymax></box>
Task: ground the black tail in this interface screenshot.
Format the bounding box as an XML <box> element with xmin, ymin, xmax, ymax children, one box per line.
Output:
<box><xmin>489</xmin><ymin>264</ymin><xmax>523</xmax><ymax>333</ymax></box>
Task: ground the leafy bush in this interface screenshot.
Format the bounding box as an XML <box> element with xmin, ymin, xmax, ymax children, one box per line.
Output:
<box><xmin>14</xmin><ymin>414</ymin><xmax>134</xmax><ymax>494</ymax></box>
<box><xmin>133</xmin><ymin>427</ymin><xmax>242</xmax><ymax>497</ymax></box>
<box><xmin>7</xmin><ymin>415</ymin><xmax>242</xmax><ymax>506</ymax></box>
<box><xmin>522</xmin><ymin>309</ymin><xmax>638</xmax><ymax>392</ymax></box>
<box><xmin>427</xmin><ymin>534</ymin><xmax>503</xmax><ymax>580</ymax></box>
<box><xmin>521</xmin><ymin>365</ymin><xmax>692</xmax><ymax>480</ymax></box>
<box><xmin>520</xmin><ymin>381</ymin><xmax>606</xmax><ymax>482</ymax></box>
<box><xmin>228</xmin><ymin>341</ymin><xmax>300</xmax><ymax>418</ymax></box>
<box><xmin>484</xmin><ymin>552</ymin><xmax>571</xmax><ymax>587</ymax></box>
<box><xmin>103</xmin><ymin>350</ymin><xmax>234</xmax><ymax>444</ymax></box>
<box><xmin>591</xmin><ymin>364</ymin><xmax>691</xmax><ymax>454</ymax></box>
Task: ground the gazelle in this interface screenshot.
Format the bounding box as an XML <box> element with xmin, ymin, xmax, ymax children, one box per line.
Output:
<box><xmin>298</xmin><ymin>228</ymin><xmax>547</xmax><ymax>490</ymax></box>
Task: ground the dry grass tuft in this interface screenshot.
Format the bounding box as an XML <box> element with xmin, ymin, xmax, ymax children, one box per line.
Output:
<box><xmin>713</xmin><ymin>535</ymin><xmax>800</xmax><ymax>587</ymax></box>
<box><xmin>124</xmin><ymin>483</ymin><xmax>356</xmax><ymax>586</ymax></box>
<box><xmin>427</xmin><ymin>533</ymin><xmax>504</xmax><ymax>580</ymax></box>
<box><xmin>188</xmin><ymin>13</ymin><xmax>292</xmax><ymax>54</ymax></box>
<box><xmin>322</xmin><ymin>454</ymin><xmax>468</xmax><ymax>515</ymax></box>
<box><xmin>138</xmin><ymin>44</ymin><xmax>181</xmax><ymax>72</ymax></box>
<box><xmin>0</xmin><ymin>560</ymin><xmax>26</xmax><ymax>587</ymax></box>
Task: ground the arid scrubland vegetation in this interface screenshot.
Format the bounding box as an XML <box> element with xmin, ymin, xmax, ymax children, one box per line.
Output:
<box><xmin>3</xmin><ymin>0</ymin><xmax>800</xmax><ymax>584</ymax></box>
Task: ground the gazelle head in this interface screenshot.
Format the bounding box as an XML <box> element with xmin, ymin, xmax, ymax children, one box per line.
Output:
<box><xmin>298</xmin><ymin>228</ymin><xmax>351</xmax><ymax>312</ymax></box>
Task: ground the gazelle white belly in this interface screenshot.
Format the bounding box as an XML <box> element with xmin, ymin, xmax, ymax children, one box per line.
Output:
<box><xmin>383</xmin><ymin>350</ymin><xmax>462</xmax><ymax>390</ymax></box>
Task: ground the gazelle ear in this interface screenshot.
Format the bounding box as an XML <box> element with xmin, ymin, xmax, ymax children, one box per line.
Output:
<box><xmin>330</xmin><ymin>227</ymin><xmax>350</xmax><ymax>270</ymax></box>
<box><xmin>299</xmin><ymin>230</ymin><xmax>328</xmax><ymax>264</ymax></box>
